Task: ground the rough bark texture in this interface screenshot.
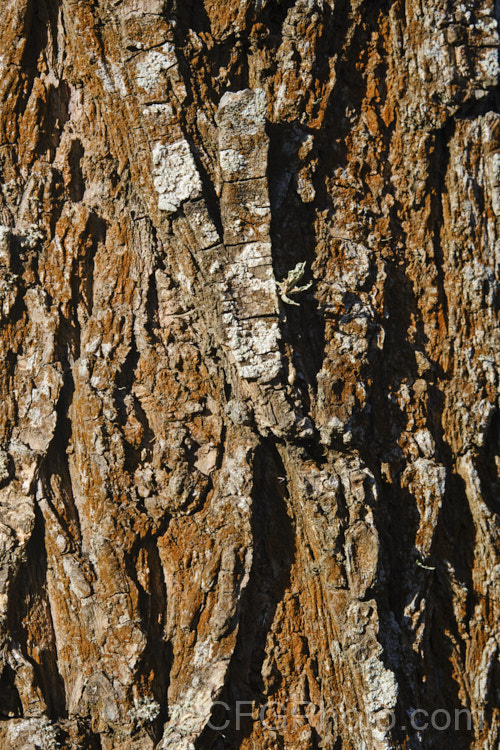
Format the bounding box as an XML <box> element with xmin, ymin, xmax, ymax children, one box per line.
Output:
<box><xmin>0</xmin><ymin>1</ymin><xmax>499</xmax><ymax>748</ymax></box>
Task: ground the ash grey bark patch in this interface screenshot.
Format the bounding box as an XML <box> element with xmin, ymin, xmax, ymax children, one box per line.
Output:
<box><xmin>215</xmin><ymin>89</ymin><xmax>283</xmax><ymax>384</ymax></box>
<box><xmin>152</xmin><ymin>140</ymin><xmax>203</xmax><ymax>213</ymax></box>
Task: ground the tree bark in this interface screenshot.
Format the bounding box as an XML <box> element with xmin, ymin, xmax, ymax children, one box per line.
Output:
<box><xmin>0</xmin><ymin>1</ymin><xmax>499</xmax><ymax>748</ymax></box>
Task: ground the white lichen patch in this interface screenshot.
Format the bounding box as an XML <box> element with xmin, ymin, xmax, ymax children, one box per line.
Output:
<box><xmin>220</xmin><ymin>148</ymin><xmax>247</xmax><ymax>175</ymax></box>
<box><xmin>414</xmin><ymin>429</ymin><xmax>436</xmax><ymax>458</ymax></box>
<box><xmin>224</xmin><ymin>314</ymin><xmax>282</xmax><ymax>381</ymax></box>
<box><xmin>19</xmin><ymin>224</ymin><xmax>44</xmax><ymax>248</ymax></box>
<box><xmin>217</xmin><ymin>239</ymin><xmax>281</xmax><ymax>381</ymax></box>
<box><xmin>128</xmin><ymin>696</ymin><xmax>161</xmax><ymax>725</ymax></box>
<box><xmin>0</xmin><ymin>225</ymin><xmax>11</xmax><ymax>266</ymax></box>
<box><xmin>361</xmin><ymin>649</ymin><xmax>399</xmax><ymax>745</ymax></box>
<box><xmin>226</xmin><ymin>242</ymin><xmax>276</xmax><ymax>289</ymax></box>
<box><xmin>135</xmin><ymin>42</ymin><xmax>177</xmax><ymax>91</ymax></box>
<box><xmin>152</xmin><ymin>140</ymin><xmax>203</xmax><ymax>213</ymax></box>
<box><xmin>3</xmin><ymin>717</ymin><xmax>59</xmax><ymax>750</ymax></box>
<box><xmin>142</xmin><ymin>102</ymin><xmax>174</xmax><ymax>118</ymax></box>
<box><xmin>141</xmin><ymin>102</ymin><xmax>175</xmax><ymax>134</ymax></box>
<box><xmin>477</xmin><ymin>47</ymin><xmax>500</xmax><ymax>84</ymax></box>
<box><xmin>217</xmin><ymin>88</ymin><xmax>267</xmax><ymax>138</ymax></box>
<box><xmin>0</xmin><ymin>450</ymin><xmax>10</xmax><ymax>483</ymax></box>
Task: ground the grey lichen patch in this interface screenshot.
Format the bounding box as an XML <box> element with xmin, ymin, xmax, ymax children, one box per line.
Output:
<box><xmin>152</xmin><ymin>140</ymin><xmax>203</xmax><ymax>213</ymax></box>
<box><xmin>224</xmin><ymin>399</ymin><xmax>252</xmax><ymax>425</ymax></box>
<box><xmin>215</xmin><ymin>90</ymin><xmax>284</xmax><ymax>386</ymax></box>
<box><xmin>127</xmin><ymin>696</ymin><xmax>161</xmax><ymax>726</ymax></box>
<box><xmin>0</xmin><ymin>450</ymin><xmax>12</xmax><ymax>484</ymax></box>
<box><xmin>0</xmin><ymin>272</ymin><xmax>19</xmax><ymax>320</ymax></box>
<box><xmin>134</xmin><ymin>43</ymin><xmax>177</xmax><ymax>92</ymax></box>
<box><xmin>0</xmin><ymin>225</ymin><xmax>12</xmax><ymax>267</ymax></box>
<box><xmin>218</xmin><ymin>240</ymin><xmax>281</xmax><ymax>381</ymax></box>
<box><xmin>224</xmin><ymin>315</ymin><xmax>282</xmax><ymax>381</ymax></box>
<box><xmin>219</xmin><ymin>148</ymin><xmax>247</xmax><ymax>176</ymax></box>
<box><xmin>1</xmin><ymin>717</ymin><xmax>60</xmax><ymax>750</ymax></box>
<box><xmin>217</xmin><ymin>88</ymin><xmax>267</xmax><ymax>139</ymax></box>
<box><xmin>216</xmin><ymin>88</ymin><xmax>269</xmax><ymax>181</ymax></box>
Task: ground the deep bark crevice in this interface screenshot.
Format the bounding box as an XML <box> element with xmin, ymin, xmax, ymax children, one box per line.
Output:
<box><xmin>199</xmin><ymin>439</ymin><xmax>295</xmax><ymax>749</ymax></box>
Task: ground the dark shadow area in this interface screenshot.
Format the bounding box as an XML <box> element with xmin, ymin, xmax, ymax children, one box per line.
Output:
<box><xmin>476</xmin><ymin>409</ymin><xmax>500</xmax><ymax>516</ymax></box>
<box><xmin>113</xmin><ymin>330</ymin><xmax>156</xmax><ymax>475</ymax></box>
<box><xmin>78</xmin><ymin>212</ymin><xmax>106</xmax><ymax>319</ymax></box>
<box><xmin>372</xmin><ymin>460</ymin><xmax>477</xmax><ymax>749</ymax></box>
<box><xmin>41</xmin><ymin>361</ymin><xmax>82</xmax><ymax>548</ymax></box>
<box><xmin>5</xmin><ymin>503</ymin><xmax>67</xmax><ymax>719</ymax></box>
<box><xmin>123</xmin><ymin>534</ymin><xmax>172</xmax><ymax>745</ymax></box>
<box><xmin>267</xmin><ymin>120</ymin><xmax>326</xmax><ymax>396</ymax></box>
<box><xmin>264</xmin><ymin>1</ymin><xmax>397</xmax><ymax>416</ymax></box>
<box><xmin>15</xmin><ymin>0</ymin><xmax>71</xmax><ymax>165</ymax></box>
<box><xmin>68</xmin><ymin>139</ymin><xmax>85</xmax><ymax>203</ymax></box>
<box><xmin>197</xmin><ymin>439</ymin><xmax>296</xmax><ymax>749</ymax></box>
<box><xmin>0</xmin><ymin>663</ymin><xmax>23</xmax><ymax>718</ymax></box>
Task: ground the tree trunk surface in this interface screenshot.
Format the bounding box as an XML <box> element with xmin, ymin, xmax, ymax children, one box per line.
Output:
<box><xmin>0</xmin><ymin>1</ymin><xmax>499</xmax><ymax>748</ymax></box>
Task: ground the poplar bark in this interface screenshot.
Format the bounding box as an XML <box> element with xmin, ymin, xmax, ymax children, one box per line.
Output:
<box><xmin>0</xmin><ymin>1</ymin><xmax>499</xmax><ymax>748</ymax></box>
